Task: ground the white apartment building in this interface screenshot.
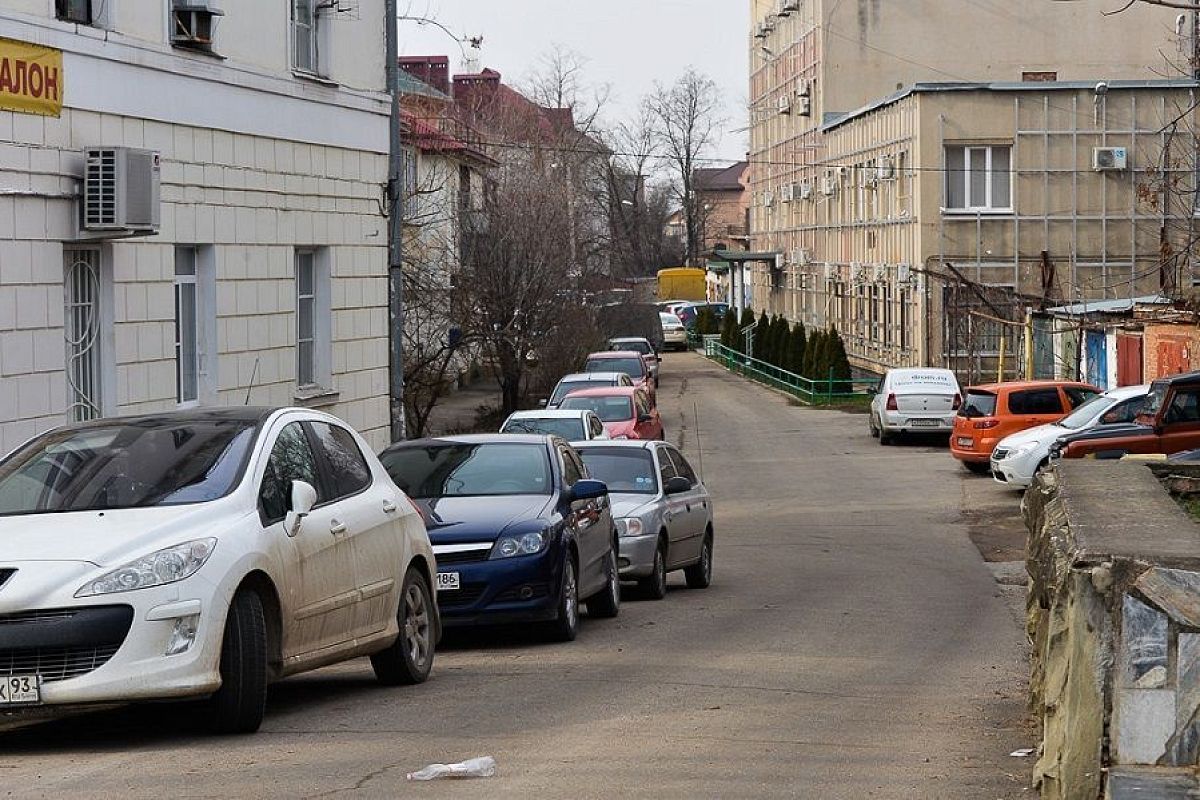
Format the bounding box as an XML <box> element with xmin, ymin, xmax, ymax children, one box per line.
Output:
<box><xmin>0</xmin><ymin>0</ymin><xmax>393</xmax><ymax>453</ymax></box>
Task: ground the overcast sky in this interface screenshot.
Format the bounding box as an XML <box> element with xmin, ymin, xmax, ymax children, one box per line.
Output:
<box><xmin>397</xmin><ymin>0</ymin><xmax>750</xmax><ymax>163</ymax></box>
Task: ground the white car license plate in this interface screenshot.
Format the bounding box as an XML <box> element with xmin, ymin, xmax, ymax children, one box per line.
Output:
<box><xmin>436</xmin><ymin>571</ymin><xmax>460</xmax><ymax>592</ymax></box>
<box><xmin>910</xmin><ymin>419</ymin><xmax>938</xmax><ymax>428</ymax></box>
<box><xmin>0</xmin><ymin>675</ymin><xmax>40</xmax><ymax>705</ymax></box>
<box><xmin>956</xmin><ymin>436</ymin><xmax>974</xmax><ymax>448</ymax></box>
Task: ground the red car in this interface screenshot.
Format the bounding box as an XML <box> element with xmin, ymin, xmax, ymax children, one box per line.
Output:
<box><xmin>584</xmin><ymin>351</ymin><xmax>656</xmax><ymax>406</ymax></box>
<box><xmin>559</xmin><ymin>387</ymin><xmax>663</xmax><ymax>441</ymax></box>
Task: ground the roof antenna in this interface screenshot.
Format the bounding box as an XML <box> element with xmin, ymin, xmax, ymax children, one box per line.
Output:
<box><xmin>244</xmin><ymin>357</ymin><xmax>260</xmax><ymax>405</ymax></box>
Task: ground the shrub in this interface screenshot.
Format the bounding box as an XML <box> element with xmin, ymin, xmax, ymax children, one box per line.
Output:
<box><xmin>786</xmin><ymin>322</ymin><xmax>806</xmax><ymax>374</ymax></box>
<box><xmin>828</xmin><ymin>326</ymin><xmax>852</xmax><ymax>381</ymax></box>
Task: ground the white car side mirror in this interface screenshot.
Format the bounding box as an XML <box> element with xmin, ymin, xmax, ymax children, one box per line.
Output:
<box><xmin>285</xmin><ymin>480</ymin><xmax>318</xmax><ymax>537</ymax></box>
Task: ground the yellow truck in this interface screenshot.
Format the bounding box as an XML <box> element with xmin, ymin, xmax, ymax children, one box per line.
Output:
<box><xmin>657</xmin><ymin>267</ymin><xmax>707</xmax><ymax>302</ymax></box>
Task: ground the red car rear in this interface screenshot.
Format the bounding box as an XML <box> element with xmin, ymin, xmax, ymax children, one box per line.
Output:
<box><xmin>559</xmin><ymin>387</ymin><xmax>663</xmax><ymax>440</ymax></box>
<box><xmin>584</xmin><ymin>351</ymin><xmax>656</xmax><ymax>405</ymax></box>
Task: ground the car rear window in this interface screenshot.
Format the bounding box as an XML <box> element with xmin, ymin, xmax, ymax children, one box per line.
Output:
<box><xmin>959</xmin><ymin>390</ymin><xmax>997</xmax><ymax>417</ymax></box>
<box><xmin>1007</xmin><ymin>388</ymin><xmax>1064</xmax><ymax>415</ymax></box>
<box><xmin>891</xmin><ymin>372</ymin><xmax>957</xmax><ymax>392</ymax></box>
<box><xmin>561</xmin><ymin>395</ymin><xmax>634</xmax><ymax>422</ymax></box>
<box><xmin>501</xmin><ymin>417</ymin><xmax>586</xmax><ymax>440</ymax></box>
<box><xmin>586</xmin><ymin>357</ymin><xmax>645</xmax><ymax>379</ymax></box>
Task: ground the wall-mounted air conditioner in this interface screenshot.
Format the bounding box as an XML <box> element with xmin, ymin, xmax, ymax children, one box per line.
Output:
<box><xmin>754</xmin><ymin>23</ymin><xmax>767</xmax><ymax>39</ymax></box>
<box><xmin>83</xmin><ymin>147</ymin><xmax>161</xmax><ymax>235</ymax></box>
<box><xmin>897</xmin><ymin>263</ymin><xmax>914</xmax><ymax>284</ymax></box>
<box><xmin>796</xmin><ymin>96</ymin><xmax>812</xmax><ymax>117</ymax></box>
<box><xmin>778</xmin><ymin>95</ymin><xmax>792</xmax><ymax>115</ymax></box>
<box><xmin>821</xmin><ymin>175</ymin><xmax>838</xmax><ymax>195</ymax></box>
<box><xmin>779</xmin><ymin>0</ymin><xmax>799</xmax><ymax>16</ymax></box>
<box><xmin>797</xmin><ymin>182</ymin><xmax>813</xmax><ymax>200</ymax></box>
<box><xmin>780</xmin><ymin>184</ymin><xmax>795</xmax><ymax>203</ymax></box>
<box><xmin>876</xmin><ymin>156</ymin><xmax>895</xmax><ymax>180</ymax></box>
<box><xmin>851</xmin><ymin>261</ymin><xmax>867</xmax><ymax>285</ymax></box>
<box><xmin>796</xmin><ymin>79</ymin><xmax>812</xmax><ymax>98</ymax></box>
<box><xmin>792</xmin><ymin>248</ymin><xmax>811</xmax><ymax>265</ymax></box>
<box><xmin>763</xmin><ymin>190</ymin><xmax>776</xmax><ymax>208</ymax></box>
<box><xmin>872</xmin><ymin>263</ymin><xmax>887</xmax><ymax>282</ymax></box>
<box><xmin>823</xmin><ymin>262</ymin><xmax>836</xmax><ymax>280</ymax></box>
<box><xmin>762</xmin><ymin>16</ymin><xmax>776</xmax><ymax>32</ymax></box>
<box><xmin>1093</xmin><ymin>146</ymin><xmax>1127</xmax><ymax>171</ymax></box>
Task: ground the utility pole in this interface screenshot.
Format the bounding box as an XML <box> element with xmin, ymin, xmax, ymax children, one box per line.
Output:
<box><xmin>385</xmin><ymin>0</ymin><xmax>406</xmax><ymax>442</ymax></box>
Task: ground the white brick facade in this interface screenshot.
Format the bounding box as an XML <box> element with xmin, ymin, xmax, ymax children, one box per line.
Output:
<box><xmin>0</xmin><ymin>2</ymin><xmax>394</xmax><ymax>452</ymax></box>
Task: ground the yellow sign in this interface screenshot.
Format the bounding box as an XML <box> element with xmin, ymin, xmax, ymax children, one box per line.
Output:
<box><xmin>0</xmin><ymin>38</ymin><xmax>63</xmax><ymax>117</ymax></box>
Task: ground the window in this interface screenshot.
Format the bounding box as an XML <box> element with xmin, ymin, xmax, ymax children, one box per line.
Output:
<box><xmin>295</xmin><ymin>249</ymin><xmax>330</xmax><ymax>390</ymax></box>
<box><xmin>657</xmin><ymin>450</ymin><xmax>678</xmax><ymax>487</ymax></box>
<box><xmin>1007</xmin><ymin>388</ymin><xmax>1063</xmax><ymax>415</ymax></box>
<box><xmin>589</xmin><ymin>415</ymin><xmax>604</xmax><ymax>438</ymax></box>
<box><xmin>380</xmin><ymin>443</ymin><xmax>552</xmax><ymax>498</ymax></box>
<box><xmin>559</xmin><ymin>448</ymin><xmax>583</xmax><ymax>487</ymax></box>
<box><xmin>1165</xmin><ymin>388</ymin><xmax>1200</xmax><ymax>425</ymax></box>
<box><xmin>259</xmin><ymin>423</ymin><xmax>322</xmax><ymax>524</ymax></box>
<box><xmin>309</xmin><ymin>422</ymin><xmax>372</xmax><ymax>500</ymax></box>
<box><xmin>292</xmin><ymin>0</ymin><xmax>319</xmax><ymax>74</ymax></box>
<box><xmin>171</xmin><ymin>2</ymin><xmax>222</xmax><ymax>53</ymax></box>
<box><xmin>56</xmin><ymin>0</ymin><xmax>92</xmax><ymax>24</ymax></box>
<box><xmin>1101</xmin><ymin>396</ymin><xmax>1148</xmax><ymax>425</ymax></box>
<box><xmin>1064</xmin><ymin>386</ymin><xmax>1100</xmax><ymax>409</ymax></box>
<box><xmin>64</xmin><ymin>247</ymin><xmax>111</xmax><ymax>422</ymax></box>
<box><xmin>665</xmin><ymin>448</ymin><xmax>699</xmax><ymax>486</ymax></box>
<box><xmin>945</xmin><ymin>145</ymin><xmax>1012</xmax><ymax>211</ymax></box>
<box><xmin>175</xmin><ymin>248</ymin><xmax>199</xmax><ymax>404</ymax></box>
<box><xmin>633</xmin><ymin>391</ymin><xmax>651</xmax><ymax>418</ymax></box>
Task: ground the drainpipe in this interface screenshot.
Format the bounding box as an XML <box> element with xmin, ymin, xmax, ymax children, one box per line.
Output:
<box><xmin>385</xmin><ymin>0</ymin><xmax>406</xmax><ymax>442</ymax></box>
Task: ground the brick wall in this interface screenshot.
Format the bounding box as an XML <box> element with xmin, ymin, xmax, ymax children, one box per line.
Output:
<box><xmin>1142</xmin><ymin>323</ymin><xmax>1200</xmax><ymax>382</ymax></box>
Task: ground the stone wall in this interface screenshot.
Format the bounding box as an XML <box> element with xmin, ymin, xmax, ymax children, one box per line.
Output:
<box><xmin>1025</xmin><ymin>460</ymin><xmax>1200</xmax><ymax>799</ymax></box>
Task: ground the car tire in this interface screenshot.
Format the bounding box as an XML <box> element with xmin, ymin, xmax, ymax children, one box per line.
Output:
<box><xmin>638</xmin><ymin>538</ymin><xmax>668</xmax><ymax>600</ymax></box>
<box><xmin>869</xmin><ymin>416</ymin><xmax>880</xmax><ymax>438</ymax></box>
<box><xmin>587</xmin><ymin>547</ymin><xmax>621</xmax><ymax>619</ymax></box>
<box><xmin>370</xmin><ymin>566</ymin><xmax>435</xmax><ymax>686</ymax></box>
<box><xmin>878</xmin><ymin>426</ymin><xmax>893</xmax><ymax>446</ymax></box>
<box><xmin>545</xmin><ymin>554</ymin><xmax>580</xmax><ymax>642</ymax></box>
<box><xmin>963</xmin><ymin>460</ymin><xmax>990</xmax><ymax>474</ymax></box>
<box><xmin>207</xmin><ymin>588</ymin><xmax>269</xmax><ymax>735</ymax></box>
<box><xmin>684</xmin><ymin>529</ymin><xmax>714</xmax><ymax>589</ymax></box>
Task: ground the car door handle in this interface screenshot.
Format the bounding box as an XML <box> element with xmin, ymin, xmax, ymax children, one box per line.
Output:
<box><xmin>330</xmin><ymin>519</ymin><xmax>347</xmax><ymax>535</ymax></box>
<box><xmin>382</xmin><ymin>500</ymin><xmax>398</xmax><ymax>513</ymax></box>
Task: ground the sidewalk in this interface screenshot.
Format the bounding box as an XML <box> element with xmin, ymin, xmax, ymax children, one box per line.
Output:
<box><xmin>422</xmin><ymin>380</ymin><xmax>503</xmax><ymax>436</ymax></box>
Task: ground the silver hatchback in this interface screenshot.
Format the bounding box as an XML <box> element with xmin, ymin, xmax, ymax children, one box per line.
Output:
<box><xmin>575</xmin><ymin>440</ymin><xmax>714</xmax><ymax>599</ymax></box>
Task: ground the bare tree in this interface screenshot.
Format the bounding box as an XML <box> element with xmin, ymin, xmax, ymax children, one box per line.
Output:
<box><xmin>645</xmin><ymin>69</ymin><xmax>725</xmax><ymax>266</ymax></box>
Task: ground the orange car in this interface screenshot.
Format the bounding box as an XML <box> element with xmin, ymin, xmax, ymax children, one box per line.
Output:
<box><xmin>950</xmin><ymin>380</ymin><xmax>1100</xmax><ymax>472</ymax></box>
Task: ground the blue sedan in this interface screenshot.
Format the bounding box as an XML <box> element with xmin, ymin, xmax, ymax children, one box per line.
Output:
<box><xmin>378</xmin><ymin>434</ymin><xmax>620</xmax><ymax>641</ymax></box>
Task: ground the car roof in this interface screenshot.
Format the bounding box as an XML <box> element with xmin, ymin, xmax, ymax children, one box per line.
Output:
<box><xmin>587</xmin><ymin>350</ymin><xmax>643</xmax><ymax>359</ymax></box>
<box><xmin>1103</xmin><ymin>383</ymin><xmax>1151</xmax><ymax>398</ymax></box>
<box><xmin>887</xmin><ymin>367</ymin><xmax>955</xmax><ymax>377</ymax></box>
<box><xmin>965</xmin><ymin>380</ymin><xmax>1097</xmax><ymax>393</ymax></box>
<box><xmin>507</xmin><ymin>409</ymin><xmax>594</xmax><ymax>419</ymax></box>
<box><xmin>561</xmin><ymin>387</ymin><xmax>639</xmax><ymax>398</ymax></box>
<box><xmin>1153</xmin><ymin>370</ymin><xmax>1200</xmax><ymax>387</ymax></box>
<box><xmin>609</xmin><ymin>336</ymin><xmax>651</xmax><ymax>344</ymax></box>
<box><xmin>557</xmin><ymin>372</ymin><xmax>621</xmax><ymax>382</ymax></box>
<box><xmin>60</xmin><ymin>406</ymin><xmax>277</xmax><ymax>432</ymax></box>
<box><xmin>573</xmin><ymin>439</ymin><xmax>659</xmax><ymax>451</ymax></box>
<box><xmin>383</xmin><ymin>433</ymin><xmax>558</xmax><ymax>451</ymax></box>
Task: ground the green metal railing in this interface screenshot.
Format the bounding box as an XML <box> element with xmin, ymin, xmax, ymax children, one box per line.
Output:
<box><xmin>700</xmin><ymin>337</ymin><xmax>875</xmax><ymax>405</ymax></box>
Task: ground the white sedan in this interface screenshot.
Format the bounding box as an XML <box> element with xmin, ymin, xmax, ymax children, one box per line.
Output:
<box><xmin>660</xmin><ymin>313</ymin><xmax>688</xmax><ymax>351</ymax></box>
<box><xmin>869</xmin><ymin>367</ymin><xmax>962</xmax><ymax>444</ymax></box>
<box><xmin>0</xmin><ymin>408</ymin><xmax>436</xmax><ymax>733</ymax></box>
<box><xmin>990</xmin><ymin>383</ymin><xmax>1150</xmax><ymax>488</ymax></box>
<box><xmin>500</xmin><ymin>409</ymin><xmax>609</xmax><ymax>441</ymax></box>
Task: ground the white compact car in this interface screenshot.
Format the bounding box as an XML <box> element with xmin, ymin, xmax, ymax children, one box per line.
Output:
<box><xmin>660</xmin><ymin>313</ymin><xmax>688</xmax><ymax>351</ymax></box>
<box><xmin>0</xmin><ymin>408</ymin><xmax>437</xmax><ymax>733</ymax></box>
<box><xmin>499</xmin><ymin>409</ymin><xmax>609</xmax><ymax>441</ymax></box>
<box><xmin>869</xmin><ymin>368</ymin><xmax>962</xmax><ymax>444</ymax></box>
<box><xmin>990</xmin><ymin>384</ymin><xmax>1150</xmax><ymax>488</ymax></box>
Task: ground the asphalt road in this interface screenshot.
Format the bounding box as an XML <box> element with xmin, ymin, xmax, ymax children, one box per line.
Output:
<box><xmin>0</xmin><ymin>352</ymin><xmax>1031</xmax><ymax>799</ymax></box>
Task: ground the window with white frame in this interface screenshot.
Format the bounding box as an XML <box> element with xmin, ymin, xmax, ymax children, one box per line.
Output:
<box><xmin>56</xmin><ymin>0</ymin><xmax>93</xmax><ymax>24</ymax></box>
<box><xmin>292</xmin><ymin>0</ymin><xmax>320</xmax><ymax>74</ymax></box>
<box><xmin>295</xmin><ymin>249</ymin><xmax>331</xmax><ymax>391</ymax></box>
<box><xmin>171</xmin><ymin>1</ymin><xmax>222</xmax><ymax>53</ymax></box>
<box><xmin>945</xmin><ymin>145</ymin><xmax>1012</xmax><ymax>212</ymax></box>
<box><xmin>175</xmin><ymin>248</ymin><xmax>200</xmax><ymax>404</ymax></box>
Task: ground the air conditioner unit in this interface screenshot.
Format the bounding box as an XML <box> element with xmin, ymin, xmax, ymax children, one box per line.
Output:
<box><xmin>797</xmin><ymin>182</ymin><xmax>813</xmax><ymax>200</ymax></box>
<box><xmin>778</xmin><ymin>0</ymin><xmax>799</xmax><ymax>15</ymax></box>
<box><xmin>778</xmin><ymin>95</ymin><xmax>792</xmax><ymax>115</ymax></box>
<box><xmin>796</xmin><ymin>79</ymin><xmax>812</xmax><ymax>98</ymax></box>
<box><xmin>876</xmin><ymin>156</ymin><xmax>895</xmax><ymax>180</ymax></box>
<box><xmin>780</xmin><ymin>184</ymin><xmax>795</xmax><ymax>203</ymax></box>
<box><xmin>897</xmin><ymin>263</ymin><xmax>914</xmax><ymax>284</ymax></box>
<box><xmin>763</xmin><ymin>191</ymin><xmax>775</xmax><ymax>208</ymax></box>
<box><xmin>754</xmin><ymin>23</ymin><xmax>768</xmax><ymax>39</ymax></box>
<box><xmin>171</xmin><ymin>1</ymin><xmax>223</xmax><ymax>51</ymax></box>
<box><xmin>762</xmin><ymin>16</ymin><xmax>776</xmax><ymax>32</ymax></box>
<box><xmin>1093</xmin><ymin>146</ymin><xmax>1128</xmax><ymax>171</ymax></box>
<box><xmin>836</xmin><ymin>165</ymin><xmax>850</xmax><ymax>179</ymax></box>
<box><xmin>821</xmin><ymin>176</ymin><xmax>838</xmax><ymax>195</ymax></box>
<box><xmin>851</xmin><ymin>261</ymin><xmax>867</xmax><ymax>284</ymax></box>
<box><xmin>83</xmin><ymin>147</ymin><xmax>161</xmax><ymax>234</ymax></box>
<box><xmin>791</xmin><ymin>248</ymin><xmax>811</xmax><ymax>265</ymax></box>
<box><xmin>872</xmin><ymin>263</ymin><xmax>887</xmax><ymax>282</ymax></box>
<box><xmin>823</xmin><ymin>262</ymin><xmax>835</xmax><ymax>280</ymax></box>
<box><xmin>796</xmin><ymin>96</ymin><xmax>812</xmax><ymax>117</ymax></box>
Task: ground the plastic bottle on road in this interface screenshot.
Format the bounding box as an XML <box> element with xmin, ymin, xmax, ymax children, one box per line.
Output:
<box><xmin>406</xmin><ymin>756</ymin><xmax>497</xmax><ymax>781</ymax></box>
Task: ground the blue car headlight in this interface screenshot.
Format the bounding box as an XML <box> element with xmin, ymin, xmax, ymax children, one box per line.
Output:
<box><xmin>491</xmin><ymin>529</ymin><xmax>550</xmax><ymax>559</ymax></box>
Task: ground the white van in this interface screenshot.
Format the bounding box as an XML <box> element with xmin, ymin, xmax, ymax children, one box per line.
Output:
<box><xmin>868</xmin><ymin>368</ymin><xmax>962</xmax><ymax>444</ymax></box>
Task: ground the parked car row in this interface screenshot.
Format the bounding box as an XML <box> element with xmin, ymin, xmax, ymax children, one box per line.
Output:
<box><xmin>867</xmin><ymin>366</ymin><xmax>1168</xmax><ymax>489</ymax></box>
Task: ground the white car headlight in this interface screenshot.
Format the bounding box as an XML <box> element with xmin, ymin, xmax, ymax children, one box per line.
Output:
<box><xmin>616</xmin><ymin>518</ymin><xmax>644</xmax><ymax>537</ymax></box>
<box><xmin>491</xmin><ymin>530</ymin><xmax>550</xmax><ymax>559</ymax></box>
<box><xmin>76</xmin><ymin>538</ymin><xmax>217</xmax><ymax>597</ymax></box>
<box><xmin>1007</xmin><ymin>442</ymin><xmax>1040</xmax><ymax>459</ymax></box>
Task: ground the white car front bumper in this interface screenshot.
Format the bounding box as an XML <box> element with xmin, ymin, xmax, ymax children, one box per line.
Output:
<box><xmin>0</xmin><ymin>562</ymin><xmax>227</xmax><ymax>707</ymax></box>
<box><xmin>989</xmin><ymin>446</ymin><xmax>1045</xmax><ymax>489</ymax></box>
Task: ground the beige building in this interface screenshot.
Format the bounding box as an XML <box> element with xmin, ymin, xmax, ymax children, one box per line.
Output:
<box><xmin>747</xmin><ymin>0</ymin><xmax>1194</xmax><ymax>377</ymax></box>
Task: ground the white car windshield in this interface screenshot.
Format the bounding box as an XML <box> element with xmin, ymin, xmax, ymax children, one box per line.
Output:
<box><xmin>380</xmin><ymin>442</ymin><xmax>552</xmax><ymax>498</ymax></box>
<box><xmin>0</xmin><ymin>419</ymin><xmax>258</xmax><ymax>515</ymax></box>
<box><xmin>502</xmin><ymin>417</ymin><xmax>587</xmax><ymax>440</ymax></box>
<box><xmin>1057</xmin><ymin>394</ymin><xmax>1114</xmax><ymax>430</ymax></box>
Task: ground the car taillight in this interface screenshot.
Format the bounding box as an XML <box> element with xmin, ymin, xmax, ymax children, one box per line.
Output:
<box><xmin>405</xmin><ymin>496</ymin><xmax>430</xmax><ymax>526</ymax></box>
<box><xmin>885</xmin><ymin>393</ymin><xmax>898</xmax><ymax>411</ymax></box>
<box><xmin>952</xmin><ymin>393</ymin><xmax>961</xmax><ymax>410</ymax></box>
<box><xmin>973</xmin><ymin>419</ymin><xmax>1000</xmax><ymax>430</ymax></box>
